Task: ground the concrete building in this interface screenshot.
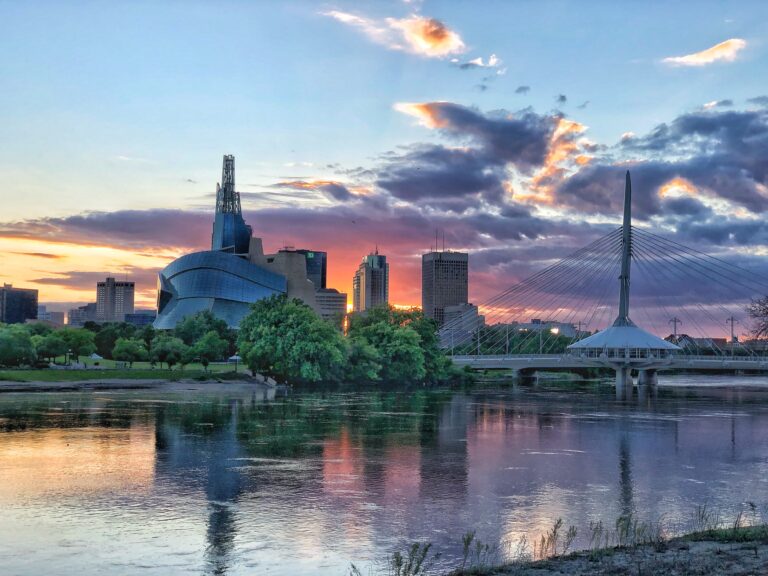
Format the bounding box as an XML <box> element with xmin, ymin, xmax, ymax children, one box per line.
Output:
<box><xmin>154</xmin><ymin>155</ymin><xmax>322</xmax><ymax>329</ymax></box>
<box><xmin>352</xmin><ymin>250</ymin><xmax>388</xmax><ymax>313</ymax></box>
<box><xmin>37</xmin><ymin>305</ymin><xmax>65</xmax><ymax>326</ymax></box>
<box><xmin>422</xmin><ymin>250</ymin><xmax>468</xmax><ymax>326</ymax></box>
<box><xmin>68</xmin><ymin>303</ymin><xmax>97</xmax><ymax>326</ymax></box>
<box><xmin>0</xmin><ymin>284</ymin><xmax>38</xmax><ymax>324</ymax></box>
<box><xmin>97</xmin><ymin>277</ymin><xmax>135</xmax><ymax>323</ymax></box>
<box><xmin>315</xmin><ymin>288</ymin><xmax>348</xmax><ymax>327</ymax></box>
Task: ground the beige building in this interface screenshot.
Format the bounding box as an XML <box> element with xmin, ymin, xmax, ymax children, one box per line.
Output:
<box><xmin>352</xmin><ymin>250</ymin><xmax>389</xmax><ymax>313</ymax></box>
<box><xmin>315</xmin><ymin>288</ymin><xmax>348</xmax><ymax>327</ymax></box>
<box><xmin>96</xmin><ymin>277</ymin><xmax>135</xmax><ymax>323</ymax></box>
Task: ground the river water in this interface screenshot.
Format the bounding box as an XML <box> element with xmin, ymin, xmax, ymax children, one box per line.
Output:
<box><xmin>1</xmin><ymin>376</ymin><xmax>768</xmax><ymax>575</ymax></box>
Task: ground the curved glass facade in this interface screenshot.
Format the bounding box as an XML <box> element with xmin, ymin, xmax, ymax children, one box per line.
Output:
<box><xmin>154</xmin><ymin>251</ymin><xmax>287</xmax><ymax>329</ymax></box>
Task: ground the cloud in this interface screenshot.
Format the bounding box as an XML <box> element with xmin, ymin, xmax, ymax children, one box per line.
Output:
<box><xmin>703</xmin><ymin>99</ymin><xmax>733</xmax><ymax>109</ymax></box>
<box><xmin>556</xmin><ymin>94</ymin><xmax>567</xmax><ymax>105</ymax></box>
<box><xmin>748</xmin><ymin>96</ymin><xmax>768</xmax><ymax>107</ymax></box>
<box><xmin>662</xmin><ymin>38</ymin><xmax>746</xmax><ymax>66</ymax></box>
<box><xmin>32</xmin><ymin>268</ymin><xmax>159</xmax><ymax>293</ymax></box>
<box><xmin>456</xmin><ymin>53</ymin><xmax>504</xmax><ymax>73</ymax></box>
<box><xmin>554</xmin><ymin>106</ymin><xmax>768</xmax><ymax>224</ymax></box>
<box><xmin>577</xmin><ymin>101</ymin><xmax>590</xmax><ymax>110</ymax></box>
<box><xmin>324</xmin><ymin>11</ymin><xmax>464</xmax><ymax>58</ymax></box>
<box><xmin>273</xmin><ymin>179</ymin><xmax>355</xmax><ymax>202</ymax></box>
<box><xmin>12</xmin><ymin>252</ymin><xmax>63</xmax><ymax>259</ymax></box>
<box><xmin>515</xmin><ymin>85</ymin><xmax>530</xmax><ymax>94</ymax></box>
<box><xmin>394</xmin><ymin>101</ymin><xmax>560</xmax><ymax>171</ymax></box>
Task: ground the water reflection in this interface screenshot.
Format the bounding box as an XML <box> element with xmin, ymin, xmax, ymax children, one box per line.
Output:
<box><xmin>1</xmin><ymin>381</ymin><xmax>768</xmax><ymax>575</ymax></box>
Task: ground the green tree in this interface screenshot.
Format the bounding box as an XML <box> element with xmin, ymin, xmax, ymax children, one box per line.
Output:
<box><xmin>33</xmin><ymin>333</ymin><xmax>68</xmax><ymax>363</ymax></box>
<box><xmin>238</xmin><ymin>295</ymin><xmax>346</xmax><ymax>383</ymax></box>
<box><xmin>25</xmin><ymin>322</ymin><xmax>53</xmax><ymax>336</ymax></box>
<box><xmin>175</xmin><ymin>310</ymin><xmax>233</xmax><ymax>348</ymax></box>
<box><xmin>139</xmin><ymin>324</ymin><xmax>156</xmax><ymax>357</ymax></box>
<box><xmin>0</xmin><ymin>325</ymin><xmax>36</xmax><ymax>367</ymax></box>
<box><xmin>351</xmin><ymin>320</ymin><xmax>426</xmax><ymax>383</ymax></box>
<box><xmin>112</xmin><ymin>337</ymin><xmax>148</xmax><ymax>367</ymax></box>
<box><xmin>344</xmin><ymin>336</ymin><xmax>381</xmax><ymax>382</ymax></box>
<box><xmin>150</xmin><ymin>335</ymin><xmax>188</xmax><ymax>370</ymax></box>
<box><xmin>192</xmin><ymin>330</ymin><xmax>229</xmax><ymax>371</ymax></box>
<box><xmin>58</xmin><ymin>328</ymin><xmax>96</xmax><ymax>363</ymax></box>
<box><xmin>94</xmin><ymin>322</ymin><xmax>135</xmax><ymax>359</ymax></box>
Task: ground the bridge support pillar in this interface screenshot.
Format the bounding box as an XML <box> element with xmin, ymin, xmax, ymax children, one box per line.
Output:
<box><xmin>615</xmin><ymin>367</ymin><xmax>633</xmax><ymax>400</ymax></box>
<box><xmin>638</xmin><ymin>369</ymin><xmax>658</xmax><ymax>388</ymax></box>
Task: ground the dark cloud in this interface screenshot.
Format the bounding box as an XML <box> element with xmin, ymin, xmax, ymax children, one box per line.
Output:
<box><xmin>32</xmin><ymin>267</ymin><xmax>160</xmax><ymax>294</ymax></box>
<box><xmin>557</xmin><ymin>107</ymin><xmax>768</xmax><ymax>218</ymax></box>
<box><xmin>748</xmin><ymin>96</ymin><xmax>768</xmax><ymax>107</ymax></box>
<box><xmin>377</xmin><ymin>143</ymin><xmax>505</xmax><ymax>204</ymax></box>
<box><xmin>556</xmin><ymin>94</ymin><xmax>567</xmax><ymax>104</ymax></box>
<box><xmin>0</xmin><ymin>209</ymin><xmax>212</xmax><ymax>251</ymax></box>
<box><xmin>12</xmin><ymin>252</ymin><xmax>63</xmax><ymax>259</ymax></box>
<box><xmin>577</xmin><ymin>101</ymin><xmax>590</xmax><ymax>110</ymax></box>
<box><xmin>273</xmin><ymin>180</ymin><xmax>355</xmax><ymax>202</ymax></box>
<box><xmin>515</xmin><ymin>85</ymin><xmax>530</xmax><ymax>94</ymax></box>
<box><xmin>408</xmin><ymin>102</ymin><xmax>558</xmax><ymax>171</ymax></box>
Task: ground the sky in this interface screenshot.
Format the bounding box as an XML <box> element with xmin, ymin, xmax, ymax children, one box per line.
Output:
<box><xmin>1</xmin><ymin>1</ymin><xmax>767</xmax><ymax>335</ymax></box>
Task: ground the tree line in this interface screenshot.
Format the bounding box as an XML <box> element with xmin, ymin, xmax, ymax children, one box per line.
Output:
<box><xmin>0</xmin><ymin>311</ymin><xmax>234</xmax><ymax>370</ymax></box>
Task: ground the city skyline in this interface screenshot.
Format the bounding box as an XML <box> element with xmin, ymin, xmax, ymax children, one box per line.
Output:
<box><xmin>0</xmin><ymin>2</ymin><xmax>767</xmax><ymax>313</ymax></box>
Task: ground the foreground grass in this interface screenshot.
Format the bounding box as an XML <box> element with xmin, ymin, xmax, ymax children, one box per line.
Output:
<box><xmin>0</xmin><ymin>368</ymin><xmax>246</xmax><ymax>382</ymax></box>
<box><xmin>351</xmin><ymin>508</ymin><xmax>768</xmax><ymax>576</ymax></box>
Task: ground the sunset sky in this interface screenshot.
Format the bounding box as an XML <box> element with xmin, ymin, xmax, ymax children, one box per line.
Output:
<box><xmin>1</xmin><ymin>1</ymin><xmax>767</xmax><ymax>316</ymax></box>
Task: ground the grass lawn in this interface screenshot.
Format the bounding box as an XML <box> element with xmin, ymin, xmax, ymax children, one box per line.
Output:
<box><xmin>0</xmin><ymin>363</ymin><xmax>246</xmax><ymax>382</ymax></box>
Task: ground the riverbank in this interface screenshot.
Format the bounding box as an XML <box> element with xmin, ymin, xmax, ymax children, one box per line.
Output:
<box><xmin>449</xmin><ymin>526</ymin><xmax>768</xmax><ymax>575</ymax></box>
<box><xmin>0</xmin><ymin>377</ymin><xmax>271</xmax><ymax>394</ymax></box>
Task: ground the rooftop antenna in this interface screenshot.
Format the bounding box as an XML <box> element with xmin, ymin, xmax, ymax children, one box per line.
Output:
<box><xmin>442</xmin><ymin>230</ymin><xmax>445</xmax><ymax>252</ymax></box>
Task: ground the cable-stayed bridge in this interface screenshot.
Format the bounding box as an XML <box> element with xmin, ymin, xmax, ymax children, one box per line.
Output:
<box><xmin>441</xmin><ymin>172</ymin><xmax>768</xmax><ymax>398</ymax></box>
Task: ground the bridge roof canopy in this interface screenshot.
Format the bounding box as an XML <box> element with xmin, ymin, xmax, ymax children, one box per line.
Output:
<box><xmin>568</xmin><ymin>325</ymin><xmax>681</xmax><ymax>351</ymax></box>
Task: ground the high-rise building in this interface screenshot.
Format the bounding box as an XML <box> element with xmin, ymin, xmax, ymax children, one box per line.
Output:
<box><xmin>96</xmin><ymin>277</ymin><xmax>135</xmax><ymax>323</ymax></box>
<box><xmin>352</xmin><ymin>250</ymin><xmax>389</xmax><ymax>313</ymax></box>
<box><xmin>422</xmin><ymin>250</ymin><xmax>469</xmax><ymax>326</ymax></box>
<box><xmin>315</xmin><ymin>288</ymin><xmax>348</xmax><ymax>327</ymax></box>
<box><xmin>292</xmin><ymin>249</ymin><xmax>327</xmax><ymax>290</ymax></box>
<box><xmin>68</xmin><ymin>303</ymin><xmax>97</xmax><ymax>326</ymax></box>
<box><xmin>0</xmin><ymin>284</ymin><xmax>38</xmax><ymax>324</ymax></box>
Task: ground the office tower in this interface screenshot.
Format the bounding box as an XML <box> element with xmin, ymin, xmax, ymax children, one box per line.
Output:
<box><xmin>68</xmin><ymin>303</ymin><xmax>97</xmax><ymax>326</ymax></box>
<box><xmin>352</xmin><ymin>250</ymin><xmax>389</xmax><ymax>313</ymax></box>
<box><xmin>315</xmin><ymin>288</ymin><xmax>348</xmax><ymax>327</ymax></box>
<box><xmin>96</xmin><ymin>277</ymin><xmax>135</xmax><ymax>323</ymax></box>
<box><xmin>422</xmin><ymin>250</ymin><xmax>468</xmax><ymax>326</ymax></box>
<box><xmin>0</xmin><ymin>284</ymin><xmax>38</xmax><ymax>324</ymax></box>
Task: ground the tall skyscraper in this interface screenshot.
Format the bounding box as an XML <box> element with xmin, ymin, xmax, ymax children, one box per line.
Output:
<box><xmin>97</xmin><ymin>277</ymin><xmax>135</xmax><ymax>323</ymax></box>
<box><xmin>422</xmin><ymin>250</ymin><xmax>468</xmax><ymax>326</ymax></box>
<box><xmin>0</xmin><ymin>284</ymin><xmax>38</xmax><ymax>324</ymax></box>
<box><xmin>352</xmin><ymin>250</ymin><xmax>389</xmax><ymax>312</ymax></box>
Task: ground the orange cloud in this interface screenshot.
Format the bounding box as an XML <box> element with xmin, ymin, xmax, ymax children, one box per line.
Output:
<box><xmin>659</xmin><ymin>177</ymin><xmax>698</xmax><ymax>198</ymax></box>
<box><xmin>387</xmin><ymin>15</ymin><xmax>465</xmax><ymax>57</ymax></box>
<box><xmin>324</xmin><ymin>11</ymin><xmax>464</xmax><ymax>58</ymax></box>
<box><xmin>663</xmin><ymin>38</ymin><xmax>746</xmax><ymax>66</ymax></box>
<box><xmin>393</xmin><ymin>101</ymin><xmax>450</xmax><ymax>128</ymax></box>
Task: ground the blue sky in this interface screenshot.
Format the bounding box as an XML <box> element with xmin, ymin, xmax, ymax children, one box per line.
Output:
<box><xmin>0</xmin><ymin>1</ymin><xmax>767</xmax><ymax>333</ymax></box>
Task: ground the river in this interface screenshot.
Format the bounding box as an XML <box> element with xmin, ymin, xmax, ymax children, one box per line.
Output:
<box><xmin>1</xmin><ymin>375</ymin><xmax>767</xmax><ymax>575</ymax></box>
